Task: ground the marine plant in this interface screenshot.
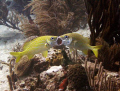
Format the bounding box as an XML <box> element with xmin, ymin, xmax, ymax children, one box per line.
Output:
<box><xmin>85</xmin><ymin>60</ymin><xmax>119</xmax><ymax>91</ymax></box>
<box><xmin>0</xmin><ymin>0</ymin><xmax>31</xmax><ymax>31</ymax></box>
<box><xmin>84</xmin><ymin>0</ymin><xmax>120</xmax><ymax>45</ymax></box>
<box><xmin>21</xmin><ymin>0</ymin><xmax>87</xmax><ymax>36</ymax></box>
<box><xmin>84</xmin><ymin>0</ymin><xmax>120</xmax><ymax>71</ymax></box>
<box><xmin>96</xmin><ymin>38</ymin><xmax>120</xmax><ymax>71</ymax></box>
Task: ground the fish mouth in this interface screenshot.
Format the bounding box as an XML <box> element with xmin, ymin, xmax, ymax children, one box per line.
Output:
<box><xmin>56</xmin><ymin>37</ymin><xmax>63</xmax><ymax>45</ymax></box>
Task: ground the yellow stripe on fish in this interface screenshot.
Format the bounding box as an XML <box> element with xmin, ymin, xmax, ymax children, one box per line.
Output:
<box><xmin>10</xmin><ymin>36</ymin><xmax>58</xmax><ymax>63</ymax></box>
<box><xmin>59</xmin><ymin>33</ymin><xmax>102</xmax><ymax>57</ymax></box>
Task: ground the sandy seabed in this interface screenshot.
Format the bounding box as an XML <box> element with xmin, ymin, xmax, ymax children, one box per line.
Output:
<box><xmin>0</xmin><ymin>25</ymin><xmax>25</xmax><ymax>91</ymax></box>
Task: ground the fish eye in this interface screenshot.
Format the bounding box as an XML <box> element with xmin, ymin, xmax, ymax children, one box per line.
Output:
<box><xmin>51</xmin><ymin>37</ymin><xmax>54</xmax><ymax>40</ymax></box>
<box><xmin>65</xmin><ymin>35</ymin><xmax>69</xmax><ymax>39</ymax></box>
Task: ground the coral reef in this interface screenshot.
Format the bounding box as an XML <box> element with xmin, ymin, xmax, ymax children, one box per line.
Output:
<box><xmin>6</xmin><ymin>49</ymin><xmax>120</xmax><ymax>91</ymax></box>
<box><xmin>67</xmin><ymin>64</ymin><xmax>90</xmax><ymax>90</ymax></box>
<box><xmin>46</xmin><ymin>49</ymin><xmax>71</xmax><ymax>66</ymax></box>
<box><xmin>4</xmin><ymin>0</ymin><xmax>120</xmax><ymax>91</ymax></box>
<box><xmin>14</xmin><ymin>76</ymin><xmax>41</xmax><ymax>91</ymax></box>
<box><xmin>33</xmin><ymin>54</ymin><xmax>49</xmax><ymax>73</ymax></box>
<box><xmin>46</xmin><ymin>49</ymin><xmax>64</xmax><ymax>66</ymax></box>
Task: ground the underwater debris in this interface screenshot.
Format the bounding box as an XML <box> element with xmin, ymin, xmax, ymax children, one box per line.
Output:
<box><xmin>67</xmin><ymin>64</ymin><xmax>89</xmax><ymax>90</ymax></box>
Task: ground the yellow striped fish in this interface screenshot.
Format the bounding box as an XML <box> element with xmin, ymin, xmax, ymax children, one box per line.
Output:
<box><xmin>58</xmin><ymin>33</ymin><xmax>102</xmax><ymax>57</ymax></box>
<box><xmin>10</xmin><ymin>36</ymin><xmax>58</xmax><ymax>62</ymax></box>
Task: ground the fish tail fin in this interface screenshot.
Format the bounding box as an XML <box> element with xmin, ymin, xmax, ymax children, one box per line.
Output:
<box><xmin>10</xmin><ymin>52</ymin><xmax>22</xmax><ymax>63</ymax></box>
<box><xmin>91</xmin><ymin>45</ymin><xmax>102</xmax><ymax>57</ymax></box>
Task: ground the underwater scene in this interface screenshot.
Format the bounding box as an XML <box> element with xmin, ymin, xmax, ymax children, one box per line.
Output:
<box><xmin>0</xmin><ymin>0</ymin><xmax>120</xmax><ymax>91</ymax></box>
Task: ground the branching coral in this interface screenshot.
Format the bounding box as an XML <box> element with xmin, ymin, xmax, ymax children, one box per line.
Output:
<box><xmin>85</xmin><ymin>60</ymin><xmax>119</xmax><ymax>91</ymax></box>
<box><xmin>84</xmin><ymin>0</ymin><xmax>120</xmax><ymax>46</ymax></box>
<box><xmin>96</xmin><ymin>38</ymin><xmax>120</xmax><ymax>71</ymax></box>
<box><xmin>22</xmin><ymin>0</ymin><xmax>87</xmax><ymax>36</ymax></box>
<box><xmin>84</xmin><ymin>0</ymin><xmax>120</xmax><ymax>71</ymax></box>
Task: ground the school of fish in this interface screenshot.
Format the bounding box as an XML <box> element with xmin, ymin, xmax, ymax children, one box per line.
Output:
<box><xmin>10</xmin><ymin>33</ymin><xmax>102</xmax><ymax>63</ymax></box>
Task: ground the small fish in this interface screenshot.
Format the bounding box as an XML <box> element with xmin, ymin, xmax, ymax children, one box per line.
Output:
<box><xmin>58</xmin><ymin>33</ymin><xmax>102</xmax><ymax>57</ymax></box>
<box><xmin>10</xmin><ymin>36</ymin><xmax>58</xmax><ymax>62</ymax></box>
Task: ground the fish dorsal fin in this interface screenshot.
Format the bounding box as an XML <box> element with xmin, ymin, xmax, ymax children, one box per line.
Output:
<box><xmin>42</xmin><ymin>51</ymin><xmax>48</xmax><ymax>58</ymax></box>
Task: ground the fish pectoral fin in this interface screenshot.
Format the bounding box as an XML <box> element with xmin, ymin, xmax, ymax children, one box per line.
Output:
<box><xmin>82</xmin><ymin>50</ymin><xmax>88</xmax><ymax>55</ymax></box>
<box><xmin>91</xmin><ymin>45</ymin><xmax>102</xmax><ymax>57</ymax></box>
<box><xmin>42</xmin><ymin>51</ymin><xmax>48</xmax><ymax>58</ymax></box>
